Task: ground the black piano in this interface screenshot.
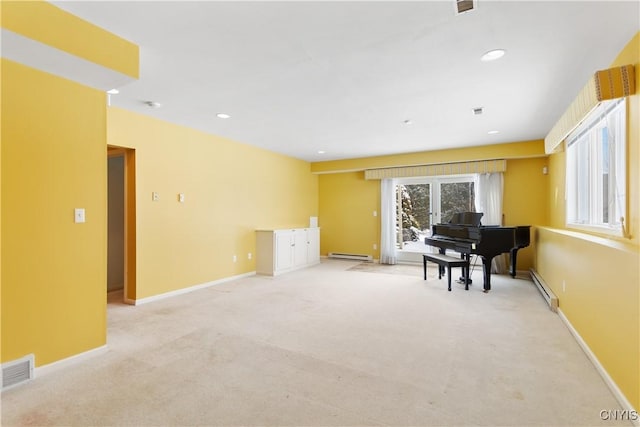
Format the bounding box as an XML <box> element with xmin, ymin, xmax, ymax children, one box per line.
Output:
<box><xmin>424</xmin><ymin>212</ymin><xmax>530</xmax><ymax>292</ymax></box>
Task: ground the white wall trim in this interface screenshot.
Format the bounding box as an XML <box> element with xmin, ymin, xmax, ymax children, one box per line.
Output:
<box><xmin>35</xmin><ymin>345</ymin><xmax>108</xmax><ymax>378</ymax></box>
<box><xmin>133</xmin><ymin>272</ymin><xmax>256</xmax><ymax>306</ymax></box>
<box><xmin>558</xmin><ymin>308</ymin><xmax>638</xmax><ymax>425</ymax></box>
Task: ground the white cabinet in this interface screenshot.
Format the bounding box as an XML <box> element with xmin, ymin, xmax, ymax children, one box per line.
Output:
<box><xmin>256</xmin><ymin>228</ymin><xmax>320</xmax><ymax>276</ymax></box>
<box><xmin>306</xmin><ymin>227</ymin><xmax>320</xmax><ymax>265</ymax></box>
<box><xmin>275</xmin><ymin>231</ymin><xmax>294</xmax><ymax>272</ymax></box>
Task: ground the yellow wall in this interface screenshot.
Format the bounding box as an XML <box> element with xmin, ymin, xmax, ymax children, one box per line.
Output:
<box><xmin>318</xmin><ymin>172</ymin><xmax>380</xmax><ymax>258</ymax></box>
<box><xmin>1</xmin><ymin>0</ymin><xmax>138</xmax><ymax>368</ymax></box>
<box><xmin>1</xmin><ymin>0</ymin><xmax>138</xmax><ymax>79</ymax></box>
<box><xmin>503</xmin><ymin>157</ymin><xmax>550</xmax><ymax>269</ymax></box>
<box><xmin>535</xmin><ymin>228</ymin><xmax>639</xmax><ymax>408</ymax></box>
<box><xmin>317</xmin><ymin>149</ymin><xmax>548</xmax><ymax>271</ymax></box>
<box><xmin>1</xmin><ymin>59</ymin><xmax>108</xmax><ymax>365</ymax></box>
<box><xmin>107</xmin><ymin>108</ymin><xmax>318</xmax><ymax>299</ymax></box>
<box><xmin>537</xmin><ymin>32</ymin><xmax>640</xmax><ymax>409</ymax></box>
<box><xmin>312</xmin><ymin>140</ymin><xmax>545</xmax><ymax>173</ymax></box>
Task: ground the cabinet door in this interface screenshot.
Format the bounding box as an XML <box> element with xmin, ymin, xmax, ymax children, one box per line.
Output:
<box><xmin>306</xmin><ymin>228</ymin><xmax>320</xmax><ymax>264</ymax></box>
<box><xmin>275</xmin><ymin>231</ymin><xmax>294</xmax><ymax>272</ymax></box>
<box><xmin>293</xmin><ymin>229</ymin><xmax>308</xmax><ymax>267</ymax></box>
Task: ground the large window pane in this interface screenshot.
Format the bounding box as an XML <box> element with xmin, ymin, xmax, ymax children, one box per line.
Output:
<box><xmin>440</xmin><ymin>182</ymin><xmax>475</xmax><ymax>224</ymax></box>
<box><xmin>566</xmin><ymin>98</ymin><xmax>626</xmax><ymax>233</ymax></box>
<box><xmin>396</xmin><ymin>184</ymin><xmax>431</xmax><ymax>248</ymax></box>
<box><xmin>396</xmin><ymin>176</ymin><xmax>474</xmax><ymax>252</ymax></box>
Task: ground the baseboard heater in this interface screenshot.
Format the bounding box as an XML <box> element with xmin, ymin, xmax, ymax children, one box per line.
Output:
<box><xmin>2</xmin><ymin>354</ymin><xmax>34</xmax><ymax>391</ymax></box>
<box><xmin>328</xmin><ymin>252</ymin><xmax>373</xmax><ymax>262</ymax></box>
<box><xmin>530</xmin><ymin>269</ymin><xmax>559</xmax><ymax>312</ymax></box>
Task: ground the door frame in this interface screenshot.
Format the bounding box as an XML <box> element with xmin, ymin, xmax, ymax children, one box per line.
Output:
<box><xmin>107</xmin><ymin>146</ymin><xmax>136</xmax><ymax>304</ymax></box>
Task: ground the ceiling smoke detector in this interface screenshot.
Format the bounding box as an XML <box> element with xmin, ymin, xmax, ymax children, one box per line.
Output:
<box><xmin>473</xmin><ymin>107</ymin><xmax>484</xmax><ymax>115</ymax></box>
<box><xmin>144</xmin><ymin>101</ymin><xmax>162</xmax><ymax>108</ymax></box>
<box><xmin>455</xmin><ymin>0</ymin><xmax>476</xmax><ymax>14</ymax></box>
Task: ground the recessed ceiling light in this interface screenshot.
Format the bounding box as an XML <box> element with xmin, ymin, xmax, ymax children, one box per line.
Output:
<box><xmin>216</xmin><ymin>113</ymin><xmax>231</xmax><ymax>119</ymax></box>
<box><xmin>481</xmin><ymin>49</ymin><xmax>506</xmax><ymax>62</ymax></box>
<box><xmin>317</xmin><ymin>150</ymin><xmax>326</xmax><ymax>154</ymax></box>
<box><xmin>488</xmin><ymin>130</ymin><xmax>500</xmax><ymax>135</ymax></box>
<box><xmin>107</xmin><ymin>89</ymin><xmax>119</xmax><ymax>94</ymax></box>
<box><xmin>144</xmin><ymin>101</ymin><xmax>162</xmax><ymax>108</ymax></box>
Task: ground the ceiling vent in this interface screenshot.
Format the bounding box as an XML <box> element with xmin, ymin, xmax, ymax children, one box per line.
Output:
<box><xmin>456</xmin><ymin>0</ymin><xmax>476</xmax><ymax>14</ymax></box>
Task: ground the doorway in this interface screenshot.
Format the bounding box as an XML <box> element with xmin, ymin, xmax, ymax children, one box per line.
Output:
<box><xmin>107</xmin><ymin>146</ymin><xmax>136</xmax><ymax>304</ymax></box>
<box><xmin>395</xmin><ymin>175</ymin><xmax>475</xmax><ymax>263</ymax></box>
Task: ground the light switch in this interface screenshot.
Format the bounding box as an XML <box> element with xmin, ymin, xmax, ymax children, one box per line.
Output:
<box><xmin>74</xmin><ymin>208</ymin><xmax>85</xmax><ymax>223</ymax></box>
<box><xmin>152</xmin><ymin>192</ymin><xmax>159</xmax><ymax>201</ymax></box>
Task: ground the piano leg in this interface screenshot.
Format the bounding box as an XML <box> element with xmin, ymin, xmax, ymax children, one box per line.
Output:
<box><xmin>462</xmin><ymin>253</ymin><xmax>470</xmax><ymax>291</ymax></box>
<box><xmin>481</xmin><ymin>256</ymin><xmax>492</xmax><ymax>292</ymax></box>
<box><xmin>458</xmin><ymin>252</ymin><xmax>473</xmax><ymax>290</ymax></box>
<box><xmin>509</xmin><ymin>248</ymin><xmax>519</xmax><ymax>277</ymax></box>
<box><xmin>458</xmin><ymin>253</ymin><xmax>472</xmax><ymax>285</ymax></box>
<box><xmin>438</xmin><ymin>248</ymin><xmax>446</xmax><ymax>278</ymax></box>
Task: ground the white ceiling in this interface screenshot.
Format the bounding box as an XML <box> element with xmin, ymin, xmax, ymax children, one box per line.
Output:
<box><xmin>52</xmin><ymin>1</ymin><xmax>639</xmax><ymax>162</ymax></box>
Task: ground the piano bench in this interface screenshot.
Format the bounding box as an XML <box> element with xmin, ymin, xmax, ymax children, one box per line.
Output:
<box><xmin>423</xmin><ymin>253</ymin><xmax>470</xmax><ymax>291</ymax></box>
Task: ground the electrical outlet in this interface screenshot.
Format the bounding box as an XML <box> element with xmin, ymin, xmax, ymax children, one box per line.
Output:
<box><xmin>373</xmin><ymin>210</ymin><xmax>378</xmax><ymax>217</ymax></box>
<box><xmin>233</xmin><ymin>255</ymin><xmax>237</xmax><ymax>263</ymax></box>
<box><xmin>562</xmin><ymin>280</ymin><xmax>566</xmax><ymax>292</ymax></box>
<box><xmin>373</xmin><ymin>243</ymin><xmax>377</xmax><ymax>250</ymax></box>
<box><xmin>248</xmin><ymin>252</ymin><xmax>252</xmax><ymax>260</ymax></box>
<box><xmin>178</xmin><ymin>193</ymin><xmax>185</xmax><ymax>203</ymax></box>
<box><xmin>152</xmin><ymin>192</ymin><xmax>159</xmax><ymax>201</ymax></box>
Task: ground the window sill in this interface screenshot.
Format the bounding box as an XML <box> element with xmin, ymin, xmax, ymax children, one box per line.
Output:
<box><xmin>565</xmin><ymin>223</ymin><xmax>626</xmax><ymax>240</ymax></box>
<box><xmin>538</xmin><ymin>226</ymin><xmax>637</xmax><ymax>253</ymax></box>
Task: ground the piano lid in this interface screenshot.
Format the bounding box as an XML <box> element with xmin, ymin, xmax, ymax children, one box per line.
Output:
<box><xmin>448</xmin><ymin>211</ymin><xmax>483</xmax><ymax>226</ymax></box>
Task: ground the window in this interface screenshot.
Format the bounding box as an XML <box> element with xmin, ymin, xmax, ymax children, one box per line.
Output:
<box><xmin>566</xmin><ymin>98</ymin><xmax>626</xmax><ymax>234</ymax></box>
<box><xmin>396</xmin><ymin>176</ymin><xmax>475</xmax><ymax>251</ymax></box>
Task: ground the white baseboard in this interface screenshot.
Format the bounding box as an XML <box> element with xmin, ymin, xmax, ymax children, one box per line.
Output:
<box><xmin>35</xmin><ymin>345</ymin><xmax>108</xmax><ymax>378</ymax></box>
<box><xmin>133</xmin><ymin>271</ymin><xmax>256</xmax><ymax>305</ymax></box>
<box><xmin>558</xmin><ymin>308</ymin><xmax>638</xmax><ymax>425</ymax></box>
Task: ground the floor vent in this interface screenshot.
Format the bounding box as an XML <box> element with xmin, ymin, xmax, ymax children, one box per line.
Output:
<box><xmin>328</xmin><ymin>252</ymin><xmax>373</xmax><ymax>262</ymax></box>
<box><xmin>530</xmin><ymin>269</ymin><xmax>559</xmax><ymax>312</ymax></box>
<box><xmin>2</xmin><ymin>354</ymin><xmax>34</xmax><ymax>391</ymax></box>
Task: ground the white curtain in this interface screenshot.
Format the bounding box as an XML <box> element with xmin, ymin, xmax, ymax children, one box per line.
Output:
<box><xmin>474</xmin><ymin>173</ymin><xmax>507</xmax><ymax>273</ymax></box>
<box><xmin>380</xmin><ymin>178</ymin><xmax>397</xmax><ymax>265</ymax></box>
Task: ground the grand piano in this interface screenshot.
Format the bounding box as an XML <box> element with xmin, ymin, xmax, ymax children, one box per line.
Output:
<box><xmin>424</xmin><ymin>212</ymin><xmax>530</xmax><ymax>292</ymax></box>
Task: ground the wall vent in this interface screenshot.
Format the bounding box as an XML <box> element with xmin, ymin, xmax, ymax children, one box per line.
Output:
<box><xmin>2</xmin><ymin>354</ymin><xmax>34</xmax><ymax>391</ymax></box>
<box><xmin>456</xmin><ymin>0</ymin><xmax>476</xmax><ymax>14</ymax></box>
<box><xmin>328</xmin><ymin>252</ymin><xmax>373</xmax><ymax>262</ymax></box>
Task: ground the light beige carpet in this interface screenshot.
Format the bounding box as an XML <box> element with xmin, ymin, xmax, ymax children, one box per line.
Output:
<box><xmin>347</xmin><ymin>261</ymin><xmax>429</xmax><ymax>276</ymax></box>
<box><xmin>1</xmin><ymin>259</ymin><xmax>627</xmax><ymax>426</ymax></box>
